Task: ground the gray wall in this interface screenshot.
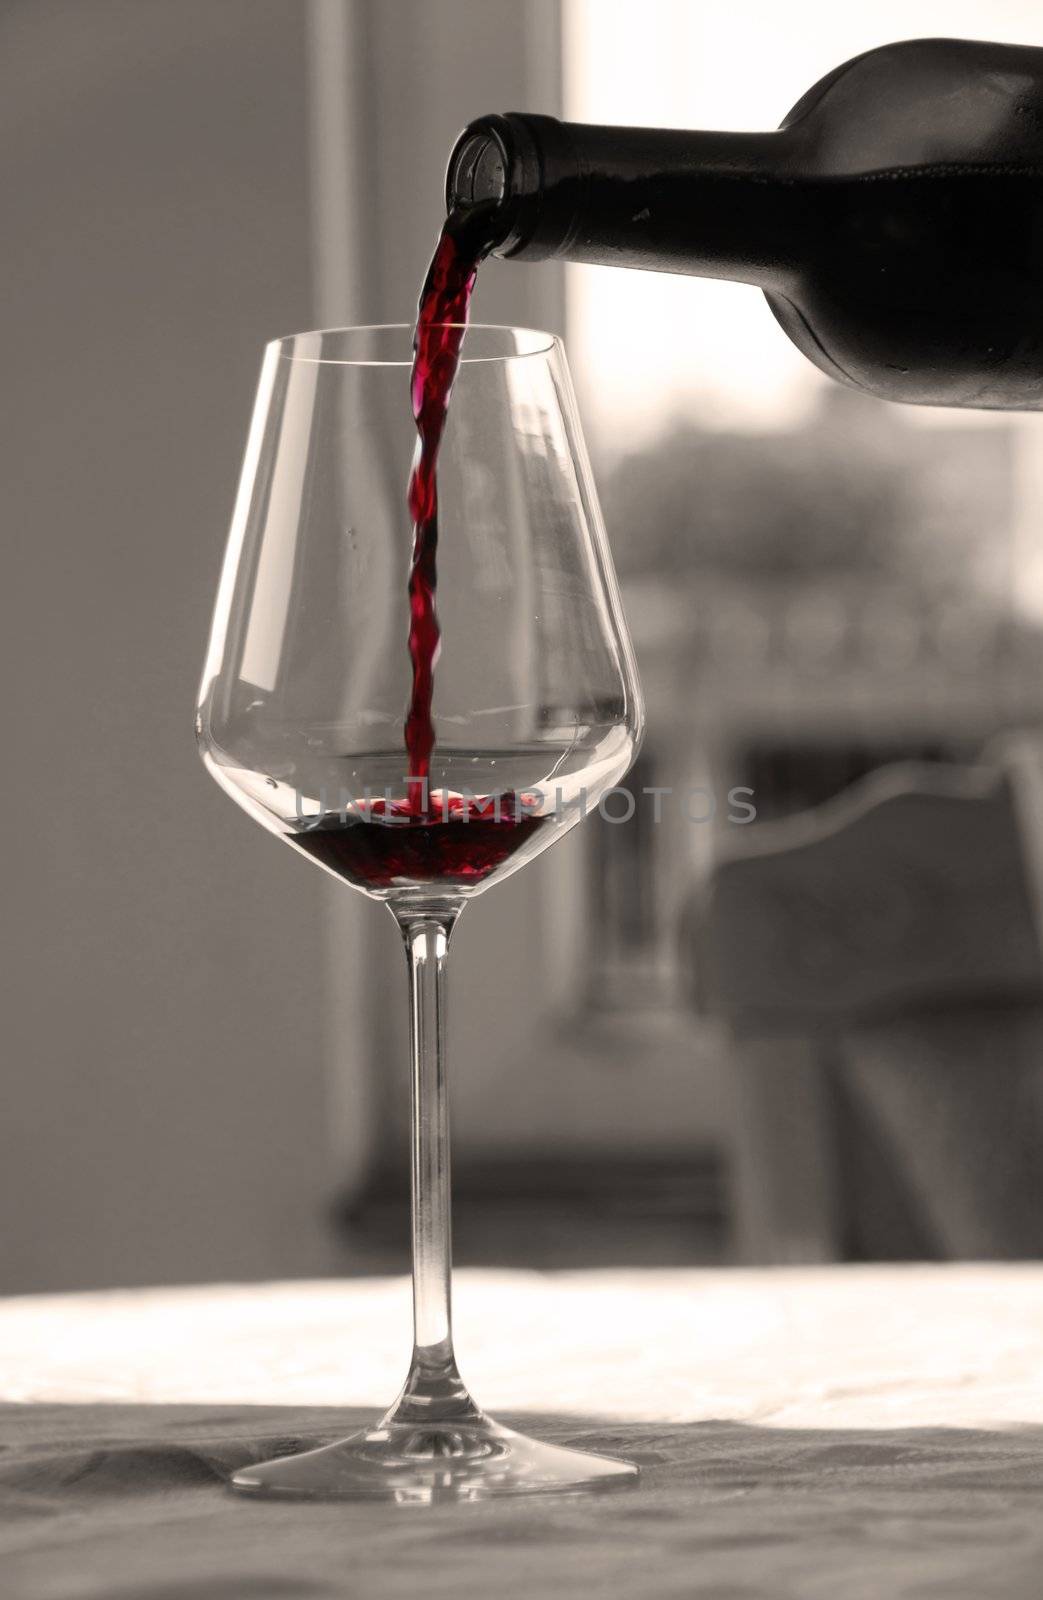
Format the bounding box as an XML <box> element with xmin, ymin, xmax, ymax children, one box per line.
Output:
<box><xmin>0</xmin><ymin>0</ymin><xmax>569</xmax><ymax>1292</ymax></box>
<box><xmin>0</xmin><ymin>0</ymin><xmax>335</xmax><ymax>1290</ymax></box>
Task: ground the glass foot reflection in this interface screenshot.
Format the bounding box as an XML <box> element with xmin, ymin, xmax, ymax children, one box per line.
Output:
<box><xmin>231</xmin><ymin>1412</ymin><xmax>639</xmax><ymax>1503</ymax></box>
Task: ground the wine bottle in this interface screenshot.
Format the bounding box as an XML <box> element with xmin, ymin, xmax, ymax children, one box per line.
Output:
<box><xmin>446</xmin><ymin>37</ymin><xmax>1043</xmax><ymax>410</ymax></box>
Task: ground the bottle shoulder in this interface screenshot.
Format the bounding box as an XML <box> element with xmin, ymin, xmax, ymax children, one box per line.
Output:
<box><xmin>783</xmin><ymin>37</ymin><xmax>1043</xmax><ymax>176</ymax></box>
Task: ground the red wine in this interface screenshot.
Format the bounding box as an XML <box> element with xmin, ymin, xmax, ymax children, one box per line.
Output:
<box><xmin>405</xmin><ymin>208</ymin><xmax>497</xmax><ymax>816</ymax></box>
<box><xmin>292</xmin><ymin>794</ymin><xmax>544</xmax><ymax>892</ymax></box>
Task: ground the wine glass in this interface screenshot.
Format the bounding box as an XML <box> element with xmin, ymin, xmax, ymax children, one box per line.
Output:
<box><xmin>197</xmin><ymin>323</ymin><xmax>644</xmax><ymax>1501</ymax></box>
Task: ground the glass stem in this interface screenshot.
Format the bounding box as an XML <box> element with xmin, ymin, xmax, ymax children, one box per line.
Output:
<box><xmin>385</xmin><ymin>907</ymin><xmax>479</xmax><ymax>1426</ymax></box>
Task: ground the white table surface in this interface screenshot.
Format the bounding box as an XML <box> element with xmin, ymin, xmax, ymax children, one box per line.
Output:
<box><xmin>2</xmin><ymin>1265</ymin><xmax>1041</xmax><ymax>1599</ymax></box>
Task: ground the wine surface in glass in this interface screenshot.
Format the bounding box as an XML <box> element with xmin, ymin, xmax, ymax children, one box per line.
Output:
<box><xmin>291</xmin><ymin>802</ymin><xmax>546</xmax><ymax>892</ymax></box>
<box><xmin>284</xmin><ymin>739</ymin><xmax>617</xmax><ymax>900</ymax></box>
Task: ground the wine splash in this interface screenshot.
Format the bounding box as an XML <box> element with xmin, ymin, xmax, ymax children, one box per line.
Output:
<box><xmin>292</xmin><ymin>794</ymin><xmax>545</xmax><ymax>892</ymax></box>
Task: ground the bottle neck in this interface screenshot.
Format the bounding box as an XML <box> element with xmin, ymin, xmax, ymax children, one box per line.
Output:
<box><xmin>446</xmin><ymin>115</ymin><xmax>799</xmax><ymax>291</ymax></box>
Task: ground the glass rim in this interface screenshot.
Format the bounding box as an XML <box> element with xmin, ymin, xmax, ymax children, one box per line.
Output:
<box><xmin>266</xmin><ymin>322</ymin><xmax>561</xmax><ymax>368</ymax></box>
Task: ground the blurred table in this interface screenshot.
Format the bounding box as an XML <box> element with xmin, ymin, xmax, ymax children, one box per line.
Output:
<box><xmin>2</xmin><ymin>1266</ymin><xmax>1042</xmax><ymax>1599</ymax></box>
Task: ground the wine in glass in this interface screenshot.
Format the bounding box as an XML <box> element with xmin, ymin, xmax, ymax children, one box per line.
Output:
<box><xmin>196</xmin><ymin>321</ymin><xmax>644</xmax><ymax>1500</ymax></box>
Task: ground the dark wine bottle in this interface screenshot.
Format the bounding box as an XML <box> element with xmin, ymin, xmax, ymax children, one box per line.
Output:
<box><xmin>446</xmin><ymin>37</ymin><xmax>1043</xmax><ymax>410</ymax></box>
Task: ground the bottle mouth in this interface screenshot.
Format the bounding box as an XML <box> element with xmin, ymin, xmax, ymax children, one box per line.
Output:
<box><xmin>450</xmin><ymin>130</ymin><xmax>509</xmax><ymax>208</ymax></box>
<box><xmin>444</xmin><ymin>114</ymin><xmax>545</xmax><ymax>259</ymax></box>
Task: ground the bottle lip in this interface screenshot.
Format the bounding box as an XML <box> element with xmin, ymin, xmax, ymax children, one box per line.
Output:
<box><xmin>444</xmin><ymin>114</ymin><xmax>548</xmax><ymax>259</ymax></box>
<box><xmin>266</xmin><ymin>324</ymin><xmax>560</xmax><ymax>367</ymax></box>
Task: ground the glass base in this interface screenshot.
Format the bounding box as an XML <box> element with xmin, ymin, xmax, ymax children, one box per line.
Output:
<box><xmin>230</xmin><ymin>1413</ymin><xmax>639</xmax><ymax>1504</ymax></box>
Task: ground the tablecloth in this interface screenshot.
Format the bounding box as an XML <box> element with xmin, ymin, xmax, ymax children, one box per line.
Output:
<box><xmin>1</xmin><ymin>1266</ymin><xmax>1041</xmax><ymax>1598</ymax></box>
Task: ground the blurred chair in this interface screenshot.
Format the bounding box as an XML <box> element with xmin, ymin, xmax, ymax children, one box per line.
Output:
<box><xmin>686</xmin><ymin>753</ymin><xmax>1043</xmax><ymax>1263</ymax></box>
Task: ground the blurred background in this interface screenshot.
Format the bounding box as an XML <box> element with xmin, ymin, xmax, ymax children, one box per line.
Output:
<box><xmin>4</xmin><ymin>0</ymin><xmax>1043</xmax><ymax>1292</ymax></box>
